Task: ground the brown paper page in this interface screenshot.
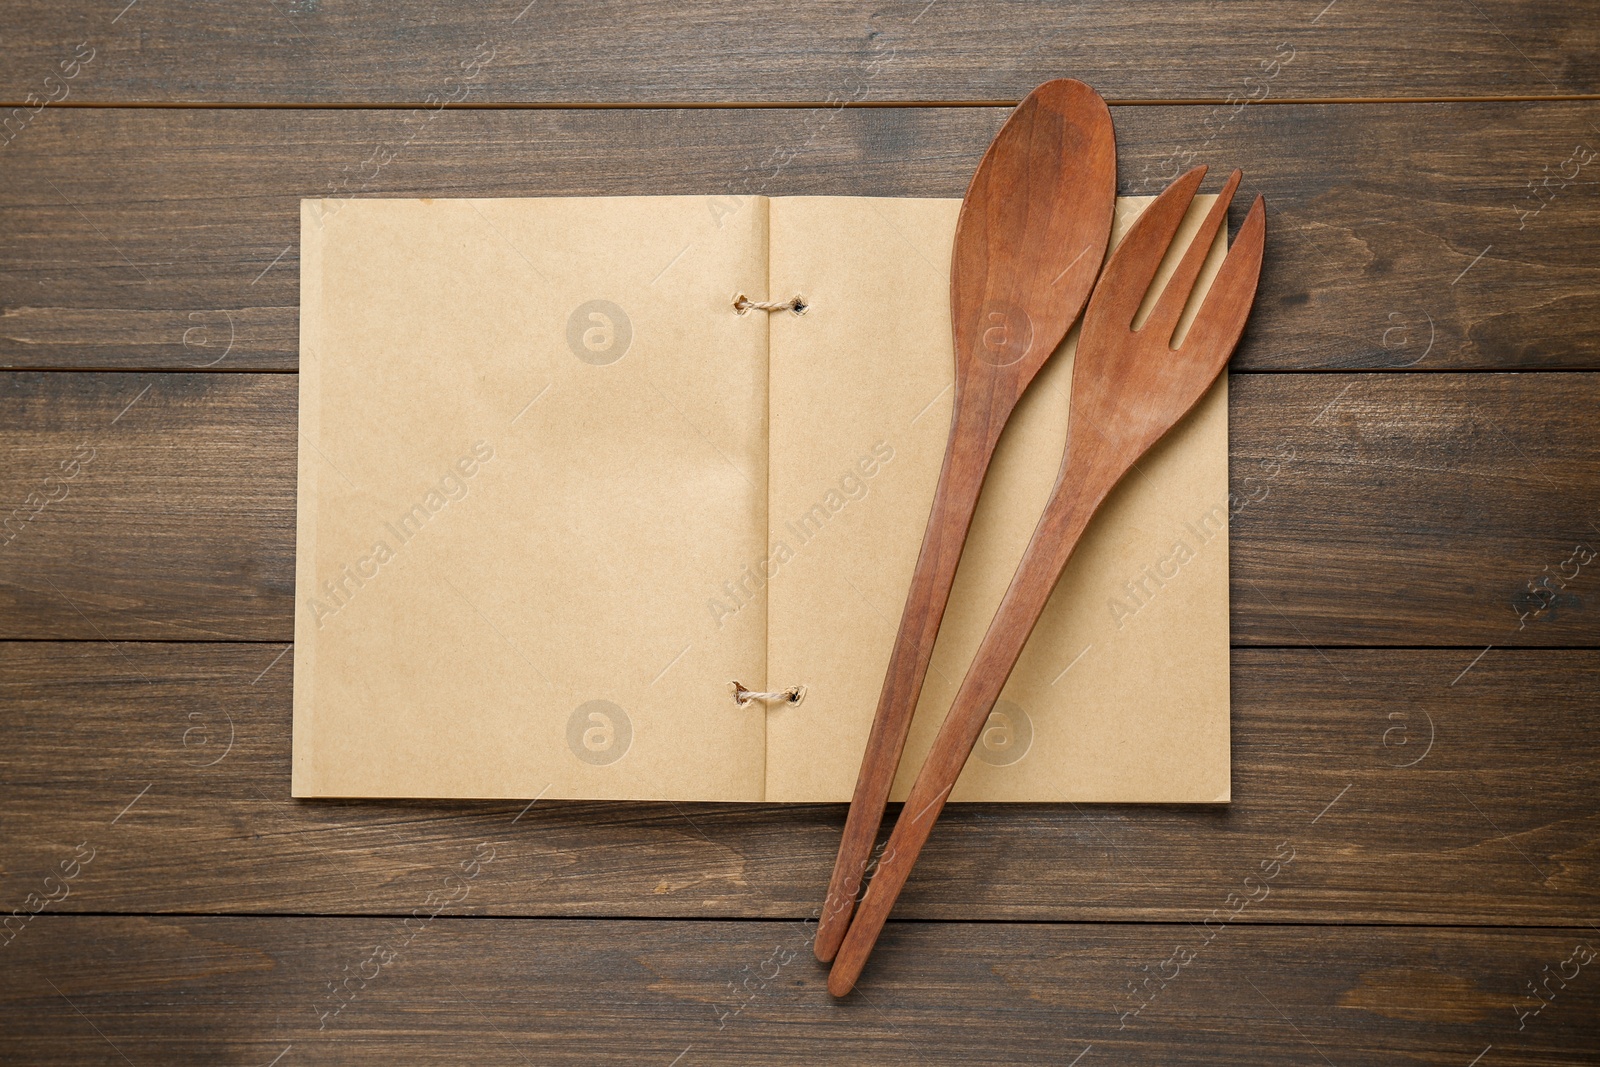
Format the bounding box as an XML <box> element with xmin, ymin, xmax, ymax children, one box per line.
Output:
<box><xmin>764</xmin><ymin>195</ymin><xmax>1231</xmax><ymax>803</ymax></box>
<box><xmin>294</xmin><ymin>196</ymin><xmax>771</xmax><ymax>800</ymax></box>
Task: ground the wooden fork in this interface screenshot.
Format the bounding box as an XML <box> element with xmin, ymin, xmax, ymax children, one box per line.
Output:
<box><xmin>827</xmin><ymin>165</ymin><xmax>1267</xmax><ymax>996</ymax></box>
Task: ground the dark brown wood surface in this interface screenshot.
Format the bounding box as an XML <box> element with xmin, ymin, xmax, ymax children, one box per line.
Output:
<box><xmin>2</xmin><ymin>643</ymin><xmax>1596</xmax><ymax>924</ymax></box>
<box><xmin>4</xmin><ymin>371</ymin><xmax>1595</xmax><ymax>645</ymax></box>
<box><xmin>4</xmin><ymin>102</ymin><xmax>1599</xmax><ymax>373</ymax></box>
<box><xmin>2</xmin><ymin>0</ymin><xmax>1597</xmax><ymax>103</ymax></box>
<box><xmin>2</xmin><ymin>0</ymin><xmax>1597</xmax><ymax>1061</ymax></box>
<box><xmin>3</xmin><ymin>918</ymin><xmax>1597</xmax><ymax>1065</ymax></box>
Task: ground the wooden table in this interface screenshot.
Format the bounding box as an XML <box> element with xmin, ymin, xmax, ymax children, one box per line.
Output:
<box><xmin>3</xmin><ymin>2</ymin><xmax>1597</xmax><ymax>1063</ymax></box>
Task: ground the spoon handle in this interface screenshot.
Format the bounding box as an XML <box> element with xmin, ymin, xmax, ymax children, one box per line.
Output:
<box><xmin>813</xmin><ymin>396</ymin><xmax>1005</xmax><ymax>963</ymax></box>
<box><xmin>828</xmin><ymin>480</ymin><xmax>1100</xmax><ymax>995</ymax></box>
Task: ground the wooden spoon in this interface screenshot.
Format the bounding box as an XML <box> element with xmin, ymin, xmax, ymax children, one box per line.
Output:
<box><xmin>828</xmin><ymin>167</ymin><xmax>1268</xmax><ymax>995</ymax></box>
<box><xmin>814</xmin><ymin>79</ymin><xmax>1116</xmax><ymax>964</ymax></box>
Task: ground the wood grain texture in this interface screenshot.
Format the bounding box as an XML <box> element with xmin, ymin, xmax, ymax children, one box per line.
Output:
<box><xmin>0</xmin><ymin>4</ymin><xmax>1596</xmax><ymax>1053</ymax></box>
<box><xmin>2</xmin><ymin>102</ymin><xmax>1597</xmax><ymax>373</ymax></box>
<box><xmin>828</xmin><ymin>173</ymin><xmax>1266</xmax><ymax>992</ymax></box>
<box><xmin>1</xmin><ymin>371</ymin><xmax>295</xmax><ymax>640</ymax></box>
<box><xmin>820</xmin><ymin>77</ymin><xmax>1118</xmax><ymax>966</ymax></box>
<box><xmin>1</xmin><ymin>643</ymin><xmax>1593</xmax><ymax>924</ymax></box>
<box><xmin>3</xmin><ymin>371</ymin><xmax>1595</xmax><ymax>645</ymax></box>
<box><xmin>1</xmin><ymin>0</ymin><xmax>1596</xmax><ymax>104</ymax></box>
<box><xmin>2</xmin><ymin>916</ymin><xmax>1595</xmax><ymax>1064</ymax></box>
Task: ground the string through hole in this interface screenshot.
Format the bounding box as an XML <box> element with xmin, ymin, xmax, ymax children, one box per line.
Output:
<box><xmin>733</xmin><ymin>293</ymin><xmax>808</xmax><ymax>315</ymax></box>
<box><xmin>731</xmin><ymin>681</ymin><xmax>807</xmax><ymax>707</ymax></box>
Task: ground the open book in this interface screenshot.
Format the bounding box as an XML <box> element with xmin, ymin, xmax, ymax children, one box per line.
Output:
<box><xmin>294</xmin><ymin>193</ymin><xmax>1231</xmax><ymax>803</ymax></box>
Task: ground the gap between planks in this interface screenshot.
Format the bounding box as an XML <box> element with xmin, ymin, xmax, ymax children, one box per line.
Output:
<box><xmin>2</xmin><ymin>94</ymin><xmax>1599</xmax><ymax>110</ymax></box>
<box><xmin>28</xmin><ymin>912</ymin><xmax>1600</xmax><ymax>929</ymax></box>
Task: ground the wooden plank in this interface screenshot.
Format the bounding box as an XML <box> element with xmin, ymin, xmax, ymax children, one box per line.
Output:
<box><xmin>1</xmin><ymin>643</ymin><xmax>1593</xmax><ymax>923</ymax></box>
<box><xmin>1</xmin><ymin>0</ymin><xmax>1596</xmax><ymax>104</ymax></box>
<box><xmin>4</xmin><ymin>371</ymin><xmax>1596</xmax><ymax>644</ymax></box>
<box><xmin>1230</xmin><ymin>371</ymin><xmax>1600</xmax><ymax>646</ymax></box>
<box><xmin>1</xmin><ymin>915</ymin><xmax>1594</xmax><ymax>1064</ymax></box>
<box><xmin>0</xmin><ymin>371</ymin><xmax>295</xmax><ymax>640</ymax></box>
<box><xmin>2</xmin><ymin>102</ymin><xmax>1597</xmax><ymax>372</ymax></box>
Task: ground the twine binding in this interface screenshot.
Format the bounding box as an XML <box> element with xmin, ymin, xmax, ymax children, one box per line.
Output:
<box><xmin>733</xmin><ymin>293</ymin><xmax>808</xmax><ymax>315</ymax></box>
<box><xmin>731</xmin><ymin>681</ymin><xmax>806</xmax><ymax>707</ymax></box>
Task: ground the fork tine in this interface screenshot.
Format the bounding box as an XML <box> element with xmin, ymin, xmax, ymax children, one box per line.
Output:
<box><xmin>1144</xmin><ymin>168</ymin><xmax>1241</xmax><ymax>344</ymax></box>
<box><xmin>1088</xmin><ymin>165</ymin><xmax>1208</xmax><ymax>328</ymax></box>
<box><xmin>1179</xmin><ymin>193</ymin><xmax>1267</xmax><ymax>359</ymax></box>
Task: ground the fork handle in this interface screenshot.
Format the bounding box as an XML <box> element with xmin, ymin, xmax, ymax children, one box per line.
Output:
<box><xmin>827</xmin><ymin>482</ymin><xmax>1099</xmax><ymax>996</ymax></box>
<box><xmin>813</xmin><ymin>400</ymin><xmax>1004</xmax><ymax>963</ymax></box>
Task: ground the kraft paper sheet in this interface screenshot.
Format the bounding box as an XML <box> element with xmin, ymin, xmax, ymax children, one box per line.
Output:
<box><xmin>294</xmin><ymin>193</ymin><xmax>1232</xmax><ymax>803</ymax></box>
